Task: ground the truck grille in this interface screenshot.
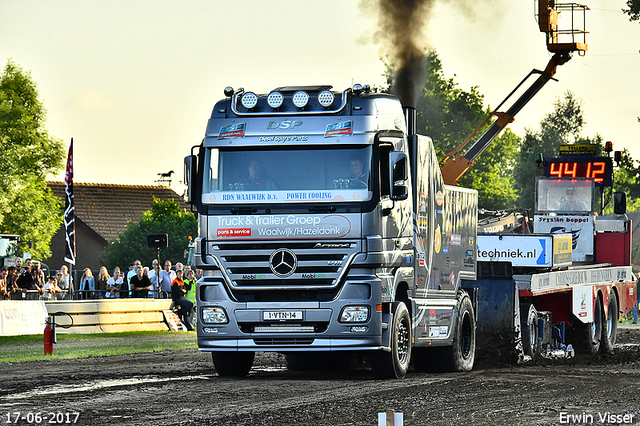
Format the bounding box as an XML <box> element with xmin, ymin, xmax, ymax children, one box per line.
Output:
<box><xmin>210</xmin><ymin>241</ymin><xmax>359</xmax><ymax>290</ymax></box>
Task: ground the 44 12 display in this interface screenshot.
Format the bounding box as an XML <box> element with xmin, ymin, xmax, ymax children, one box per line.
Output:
<box><xmin>543</xmin><ymin>157</ymin><xmax>613</xmax><ymax>187</ymax></box>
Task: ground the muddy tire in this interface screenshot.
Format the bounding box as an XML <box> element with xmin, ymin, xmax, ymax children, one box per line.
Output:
<box><xmin>440</xmin><ymin>292</ymin><xmax>476</xmax><ymax>372</ymax></box>
<box><xmin>212</xmin><ymin>351</ymin><xmax>255</xmax><ymax>377</ymax></box>
<box><xmin>371</xmin><ymin>302</ymin><xmax>411</xmax><ymax>379</ymax></box>
<box><xmin>521</xmin><ymin>304</ymin><xmax>539</xmax><ymax>358</ymax></box>
<box><xmin>601</xmin><ymin>291</ymin><xmax>618</xmax><ymax>354</ymax></box>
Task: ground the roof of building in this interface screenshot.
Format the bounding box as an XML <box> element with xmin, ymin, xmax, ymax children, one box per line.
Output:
<box><xmin>47</xmin><ymin>182</ymin><xmax>189</xmax><ymax>243</ymax></box>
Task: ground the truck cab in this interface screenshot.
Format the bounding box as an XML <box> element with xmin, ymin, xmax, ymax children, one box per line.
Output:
<box><xmin>184</xmin><ymin>85</ymin><xmax>478</xmax><ymax>378</ymax></box>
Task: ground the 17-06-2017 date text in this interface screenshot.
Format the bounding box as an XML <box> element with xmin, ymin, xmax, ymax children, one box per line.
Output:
<box><xmin>4</xmin><ymin>412</ymin><xmax>80</xmax><ymax>424</ymax></box>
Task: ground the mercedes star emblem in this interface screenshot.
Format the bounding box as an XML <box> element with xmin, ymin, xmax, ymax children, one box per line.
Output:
<box><xmin>269</xmin><ymin>248</ymin><xmax>297</xmax><ymax>277</ymax></box>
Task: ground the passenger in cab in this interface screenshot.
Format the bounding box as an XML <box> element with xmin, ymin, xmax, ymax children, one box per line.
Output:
<box><xmin>243</xmin><ymin>159</ymin><xmax>277</xmax><ymax>190</ymax></box>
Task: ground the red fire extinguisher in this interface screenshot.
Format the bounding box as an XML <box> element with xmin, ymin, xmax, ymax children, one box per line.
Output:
<box><xmin>44</xmin><ymin>316</ymin><xmax>55</xmax><ymax>355</ymax></box>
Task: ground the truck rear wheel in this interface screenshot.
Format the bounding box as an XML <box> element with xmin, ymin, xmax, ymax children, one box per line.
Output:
<box><xmin>441</xmin><ymin>292</ymin><xmax>476</xmax><ymax>372</ymax></box>
<box><xmin>601</xmin><ymin>291</ymin><xmax>618</xmax><ymax>354</ymax></box>
<box><xmin>371</xmin><ymin>301</ymin><xmax>411</xmax><ymax>379</ymax></box>
<box><xmin>212</xmin><ymin>351</ymin><xmax>255</xmax><ymax>377</ymax></box>
<box><xmin>521</xmin><ymin>304</ymin><xmax>539</xmax><ymax>358</ymax></box>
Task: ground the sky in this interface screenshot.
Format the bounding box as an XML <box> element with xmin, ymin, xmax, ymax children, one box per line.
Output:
<box><xmin>1</xmin><ymin>0</ymin><xmax>639</xmax><ymax>190</ymax></box>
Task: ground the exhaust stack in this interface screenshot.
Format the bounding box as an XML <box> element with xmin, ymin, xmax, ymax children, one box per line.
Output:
<box><xmin>404</xmin><ymin>106</ymin><xmax>416</xmax><ymax>138</ymax></box>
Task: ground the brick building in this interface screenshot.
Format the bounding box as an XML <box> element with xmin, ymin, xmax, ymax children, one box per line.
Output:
<box><xmin>47</xmin><ymin>182</ymin><xmax>188</xmax><ymax>271</ymax></box>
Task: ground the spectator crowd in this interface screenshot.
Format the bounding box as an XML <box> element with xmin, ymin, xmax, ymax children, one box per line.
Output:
<box><xmin>0</xmin><ymin>257</ymin><xmax>201</xmax><ymax>303</ymax></box>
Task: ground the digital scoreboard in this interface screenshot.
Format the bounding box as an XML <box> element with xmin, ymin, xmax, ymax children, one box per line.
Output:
<box><xmin>543</xmin><ymin>157</ymin><xmax>613</xmax><ymax>187</ymax></box>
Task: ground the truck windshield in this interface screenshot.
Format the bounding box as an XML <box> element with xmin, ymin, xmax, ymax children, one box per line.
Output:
<box><xmin>201</xmin><ymin>146</ymin><xmax>373</xmax><ymax>205</ymax></box>
<box><xmin>536</xmin><ymin>178</ymin><xmax>593</xmax><ymax>214</ymax></box>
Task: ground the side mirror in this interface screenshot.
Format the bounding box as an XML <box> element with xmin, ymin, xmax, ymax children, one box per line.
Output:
<box><xmin>184</xmin><ymin>155</ymin><xmax>196</xmax><ymax>203</ymax></box>
<box><xmin>613</xmin><ymin>192</ymin><xmax>627</xmax><ymax>214</ymax></box>
<box><xmin>389</xmin><ymin>151</ymin><xmax>408</xmax><ymax>201</ymax></box>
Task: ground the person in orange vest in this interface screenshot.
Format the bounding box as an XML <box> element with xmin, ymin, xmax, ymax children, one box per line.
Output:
<box><xmin>171</xmin><ymin>270</ymin><xmax>194</xmax><ymax>331</ymax></box>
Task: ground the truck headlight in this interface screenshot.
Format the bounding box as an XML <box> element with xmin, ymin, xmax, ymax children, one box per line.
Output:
<box><xmin>340</xmin><ymin>306</ymin><xmax>369</xmax><ymax>323</ymax></box>
<box><xmin>201</xmin><ymin>307</ymin><xmax>228</xmax><ymax>324</ymax></box>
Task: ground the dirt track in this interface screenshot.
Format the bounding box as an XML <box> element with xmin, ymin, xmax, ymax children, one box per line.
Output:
<box><xmin>2</xmin><ymin>326</ymin><xmax>640</xmax><ymax>426</ymax></box>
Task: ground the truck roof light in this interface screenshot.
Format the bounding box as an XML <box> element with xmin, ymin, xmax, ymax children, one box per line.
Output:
<box><xmin>317</xmin><ymin>90</ymin><xmax>335</xmax><ymax>107</ymax></box>
<box><xmin>352</xmin><ymin>84</ymin><xmax>363</xmax><ymax>96</ymax></box>
<box><xmin>292</xmin><ymin>91</ymin><xmax>309</xmax><ymax>109</ymax></box>
<box><xmin>241</xmin><ymin>92</ymin><xmax>258</xmax><ymax>109</ymax></box>
<box><xmin>267</xmin><ymin>91</ymin><xmax>284</xmax><ymax>109</ymax></box>
<box><xmin>223</xmin><ymin>86</ymin><xmax>234</xmax><ymax>97</ymax></box>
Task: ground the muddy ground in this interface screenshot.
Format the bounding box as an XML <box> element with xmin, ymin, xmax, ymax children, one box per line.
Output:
<box><xmin>2</xmin><ymin>326</ymin><xmax>640</xmax><ymax>426</ymax></box>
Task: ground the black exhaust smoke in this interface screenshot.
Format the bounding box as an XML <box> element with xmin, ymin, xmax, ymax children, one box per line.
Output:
<box><xmin>367</xmin><ymin>0</ymin><xmax>435</xmax><ymax>107</ymax></box>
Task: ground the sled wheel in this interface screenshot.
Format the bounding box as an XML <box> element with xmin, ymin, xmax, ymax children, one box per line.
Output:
<box><xmin>579</xmin><ymin>295</ymin><xmax>603</xmax><ymax>355</ymax></box>
<box><xmin>601</xmin><ymin>291</ymin><xmax>618</xmax><ymax>354</ymax></box>
<box><xmin>521</xmin><ymin>304</ymin><xmax>539</xmax><ymax>358</ymax></box>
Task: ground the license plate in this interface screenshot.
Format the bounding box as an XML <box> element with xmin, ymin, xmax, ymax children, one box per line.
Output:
<box><xmin>263</xmin><ymin>310</ymin><xmax>303</xmax><ymax>321</ymax></box>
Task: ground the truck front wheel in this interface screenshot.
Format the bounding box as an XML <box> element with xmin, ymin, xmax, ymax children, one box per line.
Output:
<box><xmin>371</xmin><ymin>301</ymin><xmax>411</xmax><ymax>379</ymax></box>
<box><xmin>212</xmin><ymin>351</ymin><xmax>255</xmax><ymax>377</ymax></box>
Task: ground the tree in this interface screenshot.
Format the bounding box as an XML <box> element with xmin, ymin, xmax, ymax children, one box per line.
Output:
<box><xmin>623</xmin><ymin>0</ymin><xmax>640</xmax><ymax>23</ymax></box>
<box><xmin>383</xmin><ymin>52</ymin><xmax>519</xmax><ymax>209</ymax></box>
<box><xmin>604</xmin><ymin>147</ymin><xmax>640</xmax><ymax>213</ymax></box>
<box><xmin>101</xmin><ymin>198</ymin><xmax>197</xmax><ymax>270</ymax></box>
<box><xmin>0</xmin><ymin>60</ymin><xmax>65</xmax><ymax>259</ymax></box>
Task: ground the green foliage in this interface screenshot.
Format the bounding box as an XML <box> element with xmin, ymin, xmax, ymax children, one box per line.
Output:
<box><xmin>0</xmin><ymin>60</ymin><xmax>65</xmax><ymax>259</ymax></box>
<box><xmin>624</xmin><ymin>0</ymin><xmax>640</xmax><ymax>22</ymax></box>
<box><xmin>382</xmin><ymin>51</ymin><xmax>518</xmax><ymax>210</ymax></box>
<box><xmin>603</xmin><ymin>147</ymin><xmax>640</xmax><ymax>214</ymax></box>
<box><xmin>460</xmin><ymin>129</ymin><xmax>519</xmax><ymax>210</ymax></box>
<box><xmin>0</xmin><ymin>331</ymin><xmax>195</xmax><ymax>364</ymax></box>
<box><xmin>101</xmin><ymin>198</ymin><xmax>197</xmax><ymax>270</ymax></box>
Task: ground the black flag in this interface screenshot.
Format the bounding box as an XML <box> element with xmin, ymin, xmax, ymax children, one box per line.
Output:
<box><xmin>64</xmin><ymin>139</ymin><xmax>76</xmax><ymax>265</ymax></box>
